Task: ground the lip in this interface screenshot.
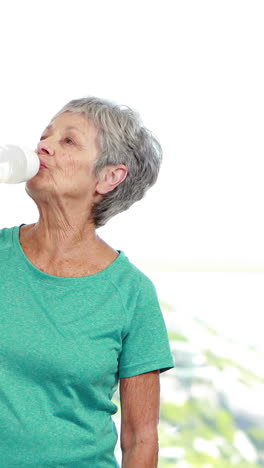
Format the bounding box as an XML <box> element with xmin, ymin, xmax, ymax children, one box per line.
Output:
<box><xmin>39</xmin><ymin>160</ymin><xmax>48</xmax><ymax>169</ymax></box>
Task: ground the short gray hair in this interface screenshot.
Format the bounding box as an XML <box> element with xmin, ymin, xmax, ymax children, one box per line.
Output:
<box><xmin>52</xmin><ymin>96</ymin><xmax>162</xmax><ymax>227</ymax></box>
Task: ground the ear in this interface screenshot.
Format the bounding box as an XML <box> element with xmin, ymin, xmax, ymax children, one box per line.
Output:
<box><xmin>96</xmin><ymin>165</ymin><xmax>128</xmax><ymax>195</ymax></box>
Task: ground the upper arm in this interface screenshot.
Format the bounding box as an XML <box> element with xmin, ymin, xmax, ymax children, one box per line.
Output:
<box><xmin>119</xmin><ymin>370</ymin><xmax>160</xmax><ymax>451</ymax></box>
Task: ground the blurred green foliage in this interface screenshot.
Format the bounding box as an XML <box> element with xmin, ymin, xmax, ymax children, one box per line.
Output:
<box><xmin>114</xmin><ymin>297</ymin><xmax>264</xmax><ymax>467</ymax></box>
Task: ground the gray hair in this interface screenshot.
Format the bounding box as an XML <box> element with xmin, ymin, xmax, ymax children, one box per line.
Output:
<box><xmin>52</xmin><ymin>96</ymin><xmax>162</xmax><ymax>227</ymax></box>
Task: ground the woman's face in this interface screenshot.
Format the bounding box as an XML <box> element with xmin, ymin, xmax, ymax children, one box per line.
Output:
<box><xmin>26</xmin><ymin>111</ymin><xmax>102</xmax><ymax>204</ymax></box>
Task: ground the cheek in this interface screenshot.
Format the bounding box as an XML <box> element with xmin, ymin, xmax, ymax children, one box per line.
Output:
<box><xmin>61</xmin><ymin>154</ymin><xmax>82</xmax><ymax>174</ymax></box>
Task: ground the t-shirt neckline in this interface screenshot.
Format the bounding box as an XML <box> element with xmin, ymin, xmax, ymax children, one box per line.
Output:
<box><xmin>14</xmin><ymin>223</ymin><xmax>124</xmax><ymax>282</ymax></box>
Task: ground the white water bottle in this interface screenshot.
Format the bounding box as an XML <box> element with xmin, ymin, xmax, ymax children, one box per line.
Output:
<box><xmin>0</xmin><ymin>144</ymin><xmax>40</xmax><ymax>183</ymax></box>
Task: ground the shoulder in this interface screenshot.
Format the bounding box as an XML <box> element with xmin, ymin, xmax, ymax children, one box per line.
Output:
<box><xmin>0</xmin><ymin>225</ymin><xmax>16</xmax><ymax>249</ymax></box>
<box><xmin>110</xmin><ymin>251</ymin><xmax>157</xmax><ymax>294</ymax></box>
<box><xmin>108</xmin><ymin>251</ymin><xmax>159</xmax><ymax>318</ymax></box>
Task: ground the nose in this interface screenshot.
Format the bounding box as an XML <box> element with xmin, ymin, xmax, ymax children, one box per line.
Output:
<box><xmin>36</xmin><ymin>140</ymin><xmax>55</xmax><ymax>156</ymax></box>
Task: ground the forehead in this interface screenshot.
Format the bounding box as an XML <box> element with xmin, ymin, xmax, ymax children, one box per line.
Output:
<box><xmin>47</xmin><ymin>112</ymin><xmax>98</xmax><ymax>138</ymax></box>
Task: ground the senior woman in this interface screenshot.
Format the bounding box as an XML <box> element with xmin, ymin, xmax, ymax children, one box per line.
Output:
<box><xmin>0</xmin><ymin>96</ymin><xmax>174</xmax><ymax>467</ymax></box>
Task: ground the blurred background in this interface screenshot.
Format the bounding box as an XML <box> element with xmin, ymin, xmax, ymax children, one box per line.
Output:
<box><xmin>0</xmin><ymin>0</ymin><xmax>264</xmax><ymax>466</ymax></box>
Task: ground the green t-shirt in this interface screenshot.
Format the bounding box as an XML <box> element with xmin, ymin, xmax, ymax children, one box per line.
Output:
<box><xmin>0</xmin><ymin>224</ymin><xmax>174</xmax><ymax>467</ymax></box>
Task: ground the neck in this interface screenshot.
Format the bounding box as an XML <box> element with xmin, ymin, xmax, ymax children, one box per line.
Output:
<box><xmin>23</xmin><ymin>212</ymin><xmax>100</xmax><ymax>262</ymax></box>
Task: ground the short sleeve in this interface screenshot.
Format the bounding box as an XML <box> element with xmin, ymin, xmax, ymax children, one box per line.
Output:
<box><xmin>118</xmin><ymin>277</ymin><xmax>175</xmax><ymax>378</ymax></box>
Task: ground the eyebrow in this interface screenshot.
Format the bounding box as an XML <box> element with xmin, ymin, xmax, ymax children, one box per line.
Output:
<box><xmin>44</xmin><ymin>125</ymin><xmax>84</xmax><ymax>135</ymax></box>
